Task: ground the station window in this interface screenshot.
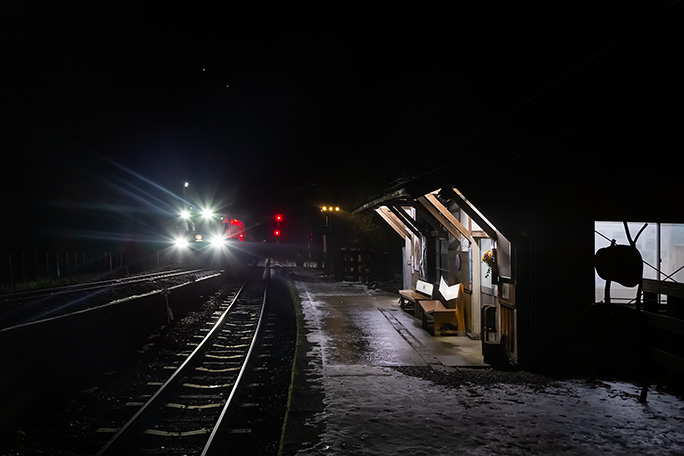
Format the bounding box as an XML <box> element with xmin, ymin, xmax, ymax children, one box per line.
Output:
<box><xmin>594</xmin><ymin>221</ymin><xmax>684</xmax><ymax>304</ymax></box>
<box><xmin>660</xmin><ymin>223</ymin><xmax>684</xmax><ymax>284</ymax></box>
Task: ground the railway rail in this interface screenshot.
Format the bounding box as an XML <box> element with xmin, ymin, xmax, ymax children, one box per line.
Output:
<box><xmin>0</xmin><ymin>268</ymin><xmax>203</xmax><ymax>303</ymax></box>
<box><xmin>95</xmin><ymin>261</ymin><xmax>271</xmax><ymax>455</ymax></box>
<box><xmin>0</xmin><ymin>268</ymin><xmax>214</xmax><ymax>329</ymax></box>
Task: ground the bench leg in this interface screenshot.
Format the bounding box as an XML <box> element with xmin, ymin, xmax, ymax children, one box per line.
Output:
<box><xmin>423</xmin><ymin>313</ymin><xmax>440</xmax><ymax>336</ymax></box>
<box><xmin>456</xmin><ymin>304</ymin><xmax>466</xmax><ymax>336</ymax></box>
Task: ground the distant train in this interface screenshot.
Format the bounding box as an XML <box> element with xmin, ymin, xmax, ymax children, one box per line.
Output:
<box><xmin>172</xmin><ymin>208</ymin><xmax>246</xmax><ymax>252</ymax></box>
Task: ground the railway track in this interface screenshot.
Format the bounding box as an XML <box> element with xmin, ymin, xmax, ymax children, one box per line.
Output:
<box><xmin>94</xmin><ymin>262</ymin><xmax>272</xmax><ymax>455</ymax></box>
<box><xmin>0</xmin><ymin>268</ymin><xmax>214</xmax><ymax>329</ymax></box>
<box><xmin>0</xmin><ymin>268</ymin><xmax>206</xmax><ymax>304</ymax></box>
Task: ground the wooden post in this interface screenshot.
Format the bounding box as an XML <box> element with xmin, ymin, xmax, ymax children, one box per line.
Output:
<box><xmin>162</xmin><ymin>288</ymin><xmax>173</xmax><ymax>324</ymax></box>
<box><xmin>471</xmin><ymin>241</ymin><xmax>482</xmax><ymax>338</ymax></box>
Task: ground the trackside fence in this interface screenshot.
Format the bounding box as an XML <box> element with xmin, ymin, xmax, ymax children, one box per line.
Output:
<box><xmin>0</xmin><ymin>249</ymin><xmax>172</xmax><ymax>292</ymax></box>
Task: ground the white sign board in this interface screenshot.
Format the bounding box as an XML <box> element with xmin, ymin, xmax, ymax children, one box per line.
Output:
<box><xmin>439</xmin><ymin>276</ymin><xmax>460</xmax><ymax>301</ymax></box>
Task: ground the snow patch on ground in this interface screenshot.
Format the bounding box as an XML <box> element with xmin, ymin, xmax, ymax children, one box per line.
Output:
<box><xmin>297</xmin><ymin>365</ymin><xmax>684</xmax><ymax>455</ymax></box>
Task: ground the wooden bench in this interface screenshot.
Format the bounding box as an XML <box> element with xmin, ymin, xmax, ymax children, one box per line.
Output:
<box><xmin>420</xmin><ymin>301</ymin><xmax>460</xmax><ymax>336</ymax></box>
<box><xmin>398</xmin><ymin>280</ymin><xmax>434</xmax><ymax>315</ymax></box>
<box><xmin>420</xmin><ymin>278</ymin><xmax>466</xmax><ymax>336</ymax></box>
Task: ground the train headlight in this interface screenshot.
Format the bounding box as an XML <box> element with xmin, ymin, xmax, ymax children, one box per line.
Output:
<box><xmin>210</xmin><ymin>236</ymin><xmax>226</xmax><ymax>249</ymax></box>
<box><xmin>174</xmin><ymin>237</ymin><xmax>189</xmax><ymax>249</ymax></box>
<box><xmin>201</xmin><ymin>208</ymin><xmax>214</xmax><ymax>220</ymax></box>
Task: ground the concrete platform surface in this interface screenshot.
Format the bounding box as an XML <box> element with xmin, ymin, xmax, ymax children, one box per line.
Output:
<box><xmin>282</xmin><ymin>267</ymin><xmax>684</xmax><ymax>456</ymax></box>
<box><xmin>290</xmin><ymin>268</ymin><xmax>486</xmax><ymax>370</ymax></box>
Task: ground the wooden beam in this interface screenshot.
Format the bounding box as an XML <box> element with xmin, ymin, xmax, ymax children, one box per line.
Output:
<box><xmin>643</xmin><ymin>279</ymin><xmax>684</xmax><ymax>299</ymax></box>
<box><xmin>440</xmin><ymin>187</ymin><xmax>498</xmax><ymax>240</ymax></box>
<box><xmin>412</xmin><ymin>200</ymin><xmax>448</xmax><ymax>239</ymax></box>
<box><xmin>418</xmin><ymin>194</ymin><xmax>475</xmax><ymax>244</ymax></box>
<box><xmin>375</xmin><ymin>207</ymin><xmax>411</xmax><ymax>240</ymax></box>
<box><xmin>387</xmin><ymin>204</ymin><xmax>425</xmax><ymax>238</ymax></box>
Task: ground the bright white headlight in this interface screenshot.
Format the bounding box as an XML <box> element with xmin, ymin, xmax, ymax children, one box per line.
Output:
<box><xmin>174</xmin><ymin>237</ymin><xmax>189</xmax><ymax>249</ymax></box>
<box><xmin>210</xmin><ymin>236</ymin><xmax>226</xmax><ymax>249</ymax></box>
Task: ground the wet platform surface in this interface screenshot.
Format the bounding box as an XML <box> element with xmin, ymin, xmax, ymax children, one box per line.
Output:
<box><xmin>291</xmin><ymin>268</ymin><xmax>486</xmax><ymax>370</ymax></box>
<box><xmin>282</xmin><ymin>267</ymin><xmax>684</xmax><ymax>456</ymax></box>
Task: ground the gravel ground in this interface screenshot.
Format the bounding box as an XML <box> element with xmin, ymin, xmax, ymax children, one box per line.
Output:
<box><xmin>1</xmin><ymin>286</ymin><xmax>235</xmax><ymax>455</ymax></box>
<box><xmin>392</xmin><ymin>365</ymin><xmax>560</xmax><ymax>390</ymax></box>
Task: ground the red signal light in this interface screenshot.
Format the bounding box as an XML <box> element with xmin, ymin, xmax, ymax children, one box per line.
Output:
<box><xmin>274</xmin><ymin>229</ymin><xmax>281</xmax><ymax>237</ymax></box>
<box><xmin>275</xmin><ymin>214</ymin><xmax>283</xmax><ymax>221</ymax></box>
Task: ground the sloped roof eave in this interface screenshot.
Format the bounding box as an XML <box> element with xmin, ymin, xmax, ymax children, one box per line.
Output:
<box><xmin>351</xmin><ymin>188</ymin><xmax>411</xmax><ymax>215</ymax></box>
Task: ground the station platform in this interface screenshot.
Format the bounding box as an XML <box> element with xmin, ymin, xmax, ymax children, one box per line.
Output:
<box><xmin>288</xmin><ymin>268</ymin><xmax>486</xmax><ymax>370</ymax></box>
<box><xmin>280</xmin><ymin>267</ymin><xmax>684</xmax><ymax>456</ymax></box>
<box><xmin>281</xmin><ymin>267</ymin><xmax>488</xmax><ymax>454</ymax></box>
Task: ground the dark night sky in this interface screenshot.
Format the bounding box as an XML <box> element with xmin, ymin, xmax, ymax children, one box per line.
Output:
<box><xmin>3</xmin><ymin>2</ymin><xmax>682</xmax><ymax>247</ymax></box>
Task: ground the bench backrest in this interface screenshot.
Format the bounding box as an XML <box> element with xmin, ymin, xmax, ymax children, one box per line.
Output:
<box><xmin>416</xmin><ymin>279</ymin><xmax>434</xmax><ymax>297</ymax></box>
<box><xmin>439</xmin><ymin>276</ymin><xmax>463</xmax><ymax>305</ymax></box>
